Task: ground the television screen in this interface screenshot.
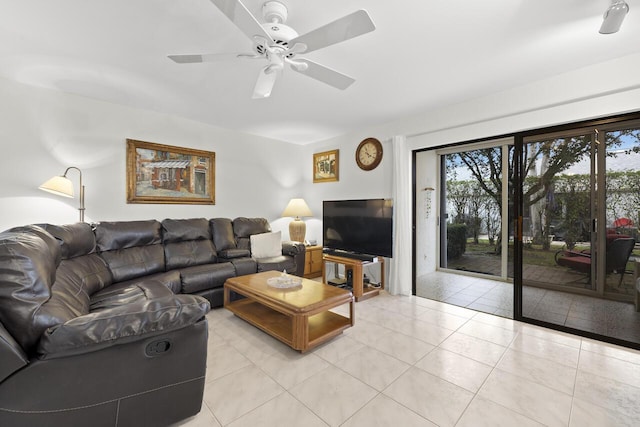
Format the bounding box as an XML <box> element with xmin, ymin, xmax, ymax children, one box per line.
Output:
<box><xmin>323</xmin><ymin>199</ymin><xmax>393</xmax><ymax>258</ymax></box>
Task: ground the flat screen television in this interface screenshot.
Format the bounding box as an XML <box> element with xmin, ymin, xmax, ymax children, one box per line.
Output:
<box><xmin>323</xmin><ymin>199</ymin><xmax>393</xmax><ymax>258</ymax></box>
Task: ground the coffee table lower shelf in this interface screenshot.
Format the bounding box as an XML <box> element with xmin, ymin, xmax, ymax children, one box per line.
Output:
<box><xmin>225</xmin><ymin>297</ymin><xmax>352</xmax><ymax>352</ymax></box>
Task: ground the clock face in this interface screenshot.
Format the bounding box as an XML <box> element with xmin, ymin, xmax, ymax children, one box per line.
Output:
<box><xmin>356</xmin><ymin>138</ymin><xmax>383</xmax><ymax>170</ymax></box>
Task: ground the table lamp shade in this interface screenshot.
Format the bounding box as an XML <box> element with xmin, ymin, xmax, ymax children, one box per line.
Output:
<box><xmin>282</xmin><ymin>198</ymin><xmax>312</xmax><ymax>243</ymax></box>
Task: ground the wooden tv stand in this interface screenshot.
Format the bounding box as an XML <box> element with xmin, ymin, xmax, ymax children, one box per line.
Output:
<box><xmin>322</xmin><ymin>253</ymin><xmax>385</xmax><ymax>302</ymax></box>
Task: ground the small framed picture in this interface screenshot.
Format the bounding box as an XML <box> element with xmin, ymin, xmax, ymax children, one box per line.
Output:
<box><xmin>313</xmin><ymin>149</ymin><xmax>339</xmax><ymax>183</ymax></box>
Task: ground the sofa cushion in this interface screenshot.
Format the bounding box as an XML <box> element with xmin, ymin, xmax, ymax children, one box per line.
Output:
<box><xmin>210</xmin><ymin>218</ymin><xmax>236</xmax><ymax>251</ymax></box>
<box><xmin>89</xmin><ymin>275</ymin><xmax>176</xmax><ymax>311</ymax></box>
<box><xmin>230</xmin><ymin>257</ymin><xmax>257</xmax><ymax>276</ymax></box>
<box><xmin>233</xmin><ymin>217</ymin><xmax>271</xmax><ymax>238</ymax></box>
<box><xmin>233</xmin><ymin>217</ymin><xmax>271</xmax><ymax>251</ymax></box>
<box><xmin>43</xmin><ymin>254</ymin><xmax>113</xmax><ymax>319</ymax></box>
<box><xmin>95</xmin><ymin>220</ymin><xmax>165</xmax><ymax>282</ymax></box>
<box><xmin>256</xmin><ymin>255</ymin><xmax>296</xmax><ymax>274</ymax></box>
<box><xmin>0</xmin><ymin>225</ymin><xmax>61</xmax><ymax>353</ymax></box>
<box><xmin>179</xmin><ymin>263</ymin><xmax>236</xmax><ymax>294</ymax></box>
<box><xmin>95</xmin><ymin>220</ymin><xmax>162</xmax><ymax>251</ymax></box>
<box><xmin>40</xmin><ymin>223</ymin><xmax>97</xmax><ymax>260</ymax></box>
<box><xmin>162</xmin><ymin>218</ymin><xmax>211</xmax><ymax>243</ymax></box>
<box><xmin>162</xmin><ymin>218</ymin><xmax>217</xmax><ymax>270</ymax></box>
<box><xmin>250</xmin><ymin>231</ymin><xmax>282</xmax><ymax>258</ymax></box>
<box><xmin>217</xmin><ymin>248</ymin><xmax>250</xmax><ymax>259</ymax></box>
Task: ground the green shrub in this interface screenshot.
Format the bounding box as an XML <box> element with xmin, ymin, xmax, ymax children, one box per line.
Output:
<box><xmin>447</xmin><ymin>223</ymin><xmax>467</xmax><ymax>259</ymax></box>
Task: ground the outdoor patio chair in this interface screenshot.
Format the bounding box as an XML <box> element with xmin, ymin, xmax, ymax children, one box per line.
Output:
<box><xmin>555</xmin><ymin>237</ymin><xmax>636</xmax><ymax>286</ymax></box>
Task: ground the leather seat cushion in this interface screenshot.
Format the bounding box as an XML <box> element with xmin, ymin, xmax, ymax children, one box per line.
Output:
<box><xmin>179</xmin><ymin>263</ymin><xmax>236</xmax><ymax>294</ymax></box>
<box><xmin>256</xmin><ymin>255</ymin><xmax>295</xmax><ymax>274</ymax></box>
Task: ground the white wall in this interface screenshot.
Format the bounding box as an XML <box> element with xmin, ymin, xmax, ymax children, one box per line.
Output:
<box><xmin>0</xmin><ymin>77</ymin><xmax>304</xmax><ymax>232</ymax></box>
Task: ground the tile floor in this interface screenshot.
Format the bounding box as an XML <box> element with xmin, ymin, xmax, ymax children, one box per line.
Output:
<box><xmin>416</xmin><ymin>270</ymin><xmax>640</xmax><ymax>344</ymax></box>
<box><xmin>416</xmin><ymin>271</ymin><xmax>514</xmax><ymax>318</ymax></box>
<box><xmin>175</xmin><ymin>290</ymin><xmax>640</xmax><ymax>427</ymax></box>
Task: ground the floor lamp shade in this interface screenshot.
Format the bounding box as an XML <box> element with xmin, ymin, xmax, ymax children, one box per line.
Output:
<box><xmin>39</xmin><ymin>166</ymin><xmax>85</xmax><ymax>222</ymax></box>
<box><xmin>282</xmin><ymin>198</ymin><xmax>312</xmax><ymax>243</ymax></box>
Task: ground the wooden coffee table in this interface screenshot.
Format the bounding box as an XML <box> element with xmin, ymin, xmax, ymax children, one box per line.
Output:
<box><xmin>223</xmin><ymin>271</ymin><xmax>354</xmax><ymax>352</ymax></box>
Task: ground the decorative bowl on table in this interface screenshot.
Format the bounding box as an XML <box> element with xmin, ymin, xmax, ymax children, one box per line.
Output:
<box><xmin>267</xmin><ymin>272</ymin><xmax>302</xmax><ymax>289</ymax></box>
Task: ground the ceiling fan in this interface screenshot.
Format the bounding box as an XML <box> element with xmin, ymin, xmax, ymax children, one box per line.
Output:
<box><xmin>168</xmin><ymin>0</ymin><xmax>376</xmax><ymax>99</ymax></box>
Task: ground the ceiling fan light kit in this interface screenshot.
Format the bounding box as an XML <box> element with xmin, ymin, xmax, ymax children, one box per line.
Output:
<box><xmin>169</xmin><ymin>0</ymin><xmax>376</xmax><ymax>99</ymax></box>
<box><xmin>600</xmin><ymin>0</ymin><xmax>630</xmax><ymax>34</ymax></box>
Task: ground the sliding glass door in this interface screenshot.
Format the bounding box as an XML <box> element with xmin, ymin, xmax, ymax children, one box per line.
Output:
<box><xmin>519</xmin><ymin>121</ymin><xmax>640</xmax><ymax>343</ymax></box>
<box><xmin>439</xmin><ymin>141</ymin><xmax>513</xmax><ymax>280</ymax></box>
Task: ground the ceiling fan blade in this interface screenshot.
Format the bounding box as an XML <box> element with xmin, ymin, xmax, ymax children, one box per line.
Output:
<box><xmin>209</xmin><ymin>0</ymin><xmax>274</xmax><ymax>43</ymax></box>
<box><xmin>289</xmin><ymin>10</ymin><xmax>375</xmax><ymax>54</ymax></box>
<box><xmin>291</xmin><ymin>59</ymin><xmax>355</xmax><ymax>90</ymax></box>
<box><xmin>168</xmin><ymin>53</ymin><xmax>250</xmax><ymax>63</ymax></box>
<box><xmin>252</xmin><ymin>65</ymin><xmax>280</xmax><ymax>99</ymax></box>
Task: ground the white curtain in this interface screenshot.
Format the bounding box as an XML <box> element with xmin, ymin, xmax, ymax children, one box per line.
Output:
<box><xmin>389</xmin><ymin>135</ymin><xmax>412</xmax><ymax>296</ymax></box>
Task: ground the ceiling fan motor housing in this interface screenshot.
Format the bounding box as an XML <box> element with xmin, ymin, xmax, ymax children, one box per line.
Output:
<box><xmin>261</xmin><ymin>23</ymin><xmax>298</xmax><ymax>46</ymax></box>
<box><xmin>263</xmin><ymin>1</ymin><xmax>288</xmax><ymax>23</ymax></box>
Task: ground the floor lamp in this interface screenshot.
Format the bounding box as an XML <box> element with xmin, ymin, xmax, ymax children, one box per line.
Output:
<box><xmin>39</xmin><ymin>166</ymin><xmax>85</xmax><ymax>222</ymax></box>
<box><xmin>282</xmin><ymin>198</ymin><xmax>312</xmax><ymax>243</ymax></box>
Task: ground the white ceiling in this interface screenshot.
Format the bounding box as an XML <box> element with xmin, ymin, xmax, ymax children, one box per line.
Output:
<box><xmin>1</xmin><ymin>1</ymin><xmax>638</xmax><ymax>144</ymax></box>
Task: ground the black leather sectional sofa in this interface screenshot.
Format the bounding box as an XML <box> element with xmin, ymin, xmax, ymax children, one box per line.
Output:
<box><xmin>0</xmin><ymin>217</ymin><xmax>305</xmax><ymax>426</ymax></box>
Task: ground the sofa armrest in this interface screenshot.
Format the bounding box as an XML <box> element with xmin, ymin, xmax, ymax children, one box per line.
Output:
<box><xmin>37</xmin><ymin>294</ymin><xmax>210</xmax><ymax>359</ymax></box>
<box><xmin>282</xmin><ymin>241</ymin><xmax>305</xmax><ymax>277</ymax></box>
<box><xmin>282</xmin><ymin>241</ymin><xmax>304</xmax><ymax>257</ymax></box>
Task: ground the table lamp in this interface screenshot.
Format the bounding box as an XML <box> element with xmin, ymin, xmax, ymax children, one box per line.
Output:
<box><xmin>282</xmin><ymin>198</ymin><xmax>312</xmax><ymax>243</ymax></box>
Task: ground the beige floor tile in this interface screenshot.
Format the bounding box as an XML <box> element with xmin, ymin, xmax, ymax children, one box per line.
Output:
<box><xmin>478</xmin><ymin>369</ymin><xmax>572</xmax><ymax>427</ymax></box>
<box><xmin>312</xmin><ymin>334</ymin><xmax>366</xmax><ymax>364</ymax></box>
<box><xmin>203</xmin><ymin>365</ymin><xmax>284</xmax><ymax>425</ymax></box>
<box><xmin>342</xmin><ymin>394</ymin><xmax>437</xmax><ymax>427</ymax></box>
<box><xmin>574</xmin><ymin>370</ymin><xmax>640</xmax><ymax>420</ymax></box>
<box><xmin>289</xmin><ymin>365</ymin><xmax>377</xmax><ymax>426</ymax></box>
<box><xmin>456</xmin><ymin>396</ymin><xmax>545</xmax><ymax>427</ymax></box>
<box><xmin>509</xmin><ymin>332</ymin><xmax>580</xmax><ymax>368</ymax></box>
<box><xmin>579</xmin><ymin>348</ymin><xmax>640</xmax><ymax>388</ymax></box>
<box><xmin>417</xmin><ymin>307</ymin><xmax>471</xmax><ymax>330</ymax></box>
<box><xmin>457</xmin><ymin>319</ymin><xmax>519</xmax><ymax>346</ymax></box>
<box><xmin>368</xmin><ymin>330</ymin><xmax>435</xmax><ymax>364</ymax></box>
<box><xmin>415</xmin><ymin>348</ymin><xmax>493</xmax><ymax>393</ymax></box>
<box><xmin>570</xmin><ymin>397</ymin><xmax>640</xmax><ymax>427</ymax></box>
<box><xmin>386</xmin><ymin>315</ymin><xmax>455</xmax><ymax>346</ymax></box>
<box><xmin>383</xmin><ymin>367</ymin><xmax>474</xmax><ymax>427</ymax></box>
<box><xmin>471</xmin><ymin>311</ymin><xmax>522</xmax><ymax>331</ymax></box>
<box><xmin>497</xmin><ymin>348</ymin><xmax>577</xmax><ymax>395</ymax></box>
<box><xmin>255</xmin><ymin>349</ymin><xmax>331</xmax><ymax>389</ymax></box>
<box><xmin>519</xmin><ymin>323</ymin><xmax>582</xmax><ymax>349</ymax></box>
<box><xmin>343</xmin><ymin>318</ymin><xmax>394</xmax><ymax>346</ymax></box>
<box><xmin>226</xmin><ymin>392</ymin><xmax>327</xmax><ymax>427</ymax></box>
<box><xmin>581</xmin><ymin>338</ymin><xmax>640</xmax><ymax>364</ymax></box>
<box><xmin>205</xmin><ymin>342</ymin><xmax>253</xmax><ymax>382</ymax></box>
<box><xmin>336</xmin><ymin>346</ymin><xmax>410</xmax><ymax>391</ymax></box>
<box><xmin>440</xmin><ymin>331</ymin><xmax>507</xmax><ymax>366</ymax></box>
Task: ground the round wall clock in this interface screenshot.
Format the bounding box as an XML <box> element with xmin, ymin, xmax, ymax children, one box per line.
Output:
<box><xmin>355</xmin><ymin>137</ymin><xmax>383</xmax><ymax>171</ymax></box>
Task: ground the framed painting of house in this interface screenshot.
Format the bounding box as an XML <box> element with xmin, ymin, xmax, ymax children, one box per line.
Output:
<box><xmin>126</xmin><ymin>139</ymin><xmax>215</xmax><ymax>204</ymax></box>
<box><xmin>313</xmin><ymin>149</ymin><xmax>339</xmax><ymax>183</ymax></box>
